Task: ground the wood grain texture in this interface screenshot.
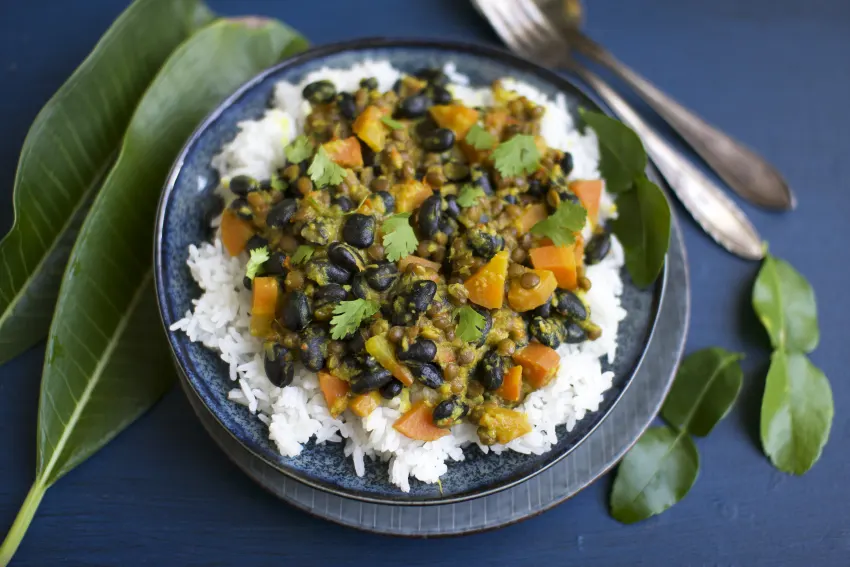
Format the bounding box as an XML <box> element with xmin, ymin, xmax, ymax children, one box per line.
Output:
<box><xmin>2</xmin><ymin>0</ymin><xmax>850</xmax><ymax>565</ymax></box>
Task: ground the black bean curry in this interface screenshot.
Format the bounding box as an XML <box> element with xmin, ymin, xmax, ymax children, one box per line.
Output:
<box><xmin>218</xmin><ymin>68</ymin><xmax>612</xmax><ymax>445</ymax></box>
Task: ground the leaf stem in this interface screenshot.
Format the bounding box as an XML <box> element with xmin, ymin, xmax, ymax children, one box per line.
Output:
<box><xmin>0</xmin><ymin>481</ymin><xmax>46</xmax><ymax>566</ymax></box>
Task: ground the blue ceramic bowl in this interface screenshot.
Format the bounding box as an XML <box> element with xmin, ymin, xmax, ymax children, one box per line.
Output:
<box><xmin>155</xmin><ymin>38</ymin><xmax>663</xmax><ymax>505</ymax></box>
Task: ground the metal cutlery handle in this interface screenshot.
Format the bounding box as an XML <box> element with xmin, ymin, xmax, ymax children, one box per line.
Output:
<box><xmin>574</xmin><ymin>65</ymin><xmax>764</xmax><ymax>260</ymax></box>
<box><xmin>573</xmin><ymin>34</ymin><xmax>795</xmax><ymax>211</ymax></box>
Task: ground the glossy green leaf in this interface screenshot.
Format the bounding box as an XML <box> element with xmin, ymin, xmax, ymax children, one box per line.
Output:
<box><xmin>0</xmin><ymin>0</ymin><xmax>213</xmax><ymax>367</ymax></box>
<box><xmin>580</xmin><ymin>109</ymin><xmax>647</xmax><ymax>193</ymax></box>
<box><xmin>761</xmin><ymin>351</ymin><xmax>833</xmax><ymax>475</ymax></box>
<box><xmin>661</xmin><ymin>348</ymin><xmax>744</xmax><ymax>437</ymax></box>
<box><xmin>610</xmin><ymin>175</ymin><xmax>671</xmax><ymax>287</ymax></box>
<box><xmin>0</xmin><ymin>19</ymin><xmax>307</xmax><ymax>564</ymax></box>
<box><xmin>752</xmin><ymin>254</ymin><xmax>819</xmax><ymax>353</ymax></box>
<box><xmin>610</xmin><ymin>426</ymin><xmax>699</xmax><ymax>524</ymax></box>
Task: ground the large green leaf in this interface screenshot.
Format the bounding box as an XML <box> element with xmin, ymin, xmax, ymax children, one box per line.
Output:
<box><xmin>0</xmin><ymin>19</ymin><xmax>307</xmax><ymax>564</ymax></box>
<box><xmin>752</xmin><ymin>254</ymin><xmax>819</xmax><ymax>353</ymax></box>
<box><xmin>610</xmin><ymin>175</ymin><xmax>671</xmax><ymax>288</ymax></box>
<box><xmin>0</xmin><ymin>0</ymin><xmax>212</xmax><ymax>367</ymax></box>
<box><xmin>661</xmin><ymin>348</ymin><xmax>744</xmax><ymax>437</ymax></box>
<box><xmin>610</xmin><ymin>426</ymin><xmax>699</xmax><ymax>524</ymax></box>
<box><xmin>761</xmin><ymin>351</ymin><xmax>833</xmax><ymax>475</ymax></box>
<box><xmin>580</xmin><ymin>109</ymin><xmax>647</xmax><ymax>194</ymax></box>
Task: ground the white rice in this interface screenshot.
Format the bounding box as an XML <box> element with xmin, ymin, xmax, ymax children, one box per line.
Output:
<box><xmin>170</xmin><ymin>61</ymin><xmax>626</xmax><ymax>492</ymax></box>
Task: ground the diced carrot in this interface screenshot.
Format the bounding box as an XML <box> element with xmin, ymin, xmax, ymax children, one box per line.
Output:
<box><xmin>464</xmin><ymin>250</ymin><xmax>509</xmax><ymax>309</ymax></box>
<box><xmin>318</xmin><ymin>371</ymin><xmax>350</xmax><ymax>417</ymax></box>
<box><xmin>350</xmin><ymin>391</ymin><xmax>381</xmax><ymax>418</ymax></box>
<box><xmin>529</xmin><ymin>245</ymin><xmax>578</xmax><ymax>290</ymax></box>
<box><xmin>220</xmin><ymin>209</ymin><xmax>255</xmax><ymax>256</ymax></box>
<box><xmin>393</xmin><ymin>402</ymin><xmax>450</xmax><ymax>441</ymax></box>
<box><xmin>391</xmin><ymin>180</ymin><xmax>433</xmax><ymax>213</ymax></box>
<box><xmin>429</xmin><ymin>104</ymin><xmax>479</xmax><ymax>138</ymax></box>
<box><xmin>483</xmin><ymin>108</ymin><xmax>514</xmax><ymax>135</ymax></box>
<box><xmin>513</xmin><ymin>343</ymin><xmax>561</xmax><ymax>389</ymax></box>
<box><xmin>507</xmin><ymin>269</ymin><xmax>557</xmax><ymax>312</ymax></box>
<box><xmin>570</xmin><ymin>179</ymin><xmax>603</xmax><ymax>225</ymax></box>
<box><xmin>365</xmin><ymin>335</ymin><xmax>414</xmax><ymax>386</ymax></box>
<box><xmin>514</xmin><ymin>203</ymin><xmax>548</xmax><ymax>235</ymax></box>
<box><xmin>249</xmin><ymin>277</ymin><xmax>279</xmax><ymax>338</ymax></box>
<box><xmin>322</xmin><ymin>136</ymin><xmax>363</xmax><ymax>168</ymax></box>
<box><xmin>478</xmin><ymin>407</ymin><xmax>531</xmax><ymax>444</ymax></box>
<box><xmin>574</xmin><ymin>236</ymin><xmax>585</xmax><ymax>271</ymax></box>
<box><xmin>496</xmin><ymin>365</ymin><xmax>523</xmax><ymax>402</ymax></box>
<box><xmin>353</xmin><ymin>105</ymin><xmax>389</xmax><ymax>152</ymax></box>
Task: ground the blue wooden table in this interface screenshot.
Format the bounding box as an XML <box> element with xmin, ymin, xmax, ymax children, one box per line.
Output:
<box><xmin>2</xmin><ymin>0</ymin><xmax>849</xmax><ymax>564</ymax></box>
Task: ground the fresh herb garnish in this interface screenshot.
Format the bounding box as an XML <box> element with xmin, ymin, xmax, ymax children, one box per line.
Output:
<box><xmin>291</xmin><ymin>245</ymin><xmax>314</xmax><ymax>265</ymax></box>
<box><xmin>308</xmin><ymin>146</ymin><xmax>346</xmax><ymax>187</ymax></box>
<box><xmin>245</xmin><ymin>246</ymin><xmax>269</xmax><ymax>280</ymax></box>
<box><xmin>285</xmin><ymin>134</ymin><xmax>314</xmax><ymax>164</ymax></box>
<box><xmin>456</xmin><ymin>185</ymin><xmax>485</xmax><ymax>208</ymax></box>
<box><xmin>464</xmin><ymin>124</ymin><xmax>495</xmax><ymax>150</ymax></box>
<box><xmin>330</xmin><ymin>299</ymin><xmax>380</xmax><ymax>340</ymax></box>
<box><xmin>610</xmin><ymin>348</ymin><xmax>743</xmax><ymax>523</ymax></box>
<box><xmin>455</xmin><ymin>305</ymin><xmax>486</xmax><ymax>342</ymax></box>
<box><xmin>753</xmin><ymin>253</ymin><xmax>832</xmax><ymax>475</ymax></box>
<box><xmin>530</xmin><ymin>201</ymin><xmax>587</xmax><ymax>247</ymax></box>
<box><xmin>270</xmin><ymin>176</ymin><xmax>286</xmax><ymax>192</ymax></box>
<box><xmin>380</xmin><ymin>116</ymin><xmax>405</xmax><ymax>130</ymax></box>
<box><xmin>492</xmin><ymin>133</ymin><xmax>540</xmax><ymax>177</ymax></box>
<box><xmin>580</xmin><ymin>109</ymin><xmax>646</xmax><ymax>194</ymax></box>
<box><xmin>382</xmin><ymin>213</ymin><xmax>418</xmax><ymax>262</ymax></box>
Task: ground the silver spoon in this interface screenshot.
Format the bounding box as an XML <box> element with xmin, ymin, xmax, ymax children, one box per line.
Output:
<box><xmin>538</xmin><ymin>0</ymin><xmax>796</xmax><ymax>210</ymax></box>
<box><xmin>473</xmin><ymin>0</ymin><xmax>764</xmax><ymax>260</ymax></box>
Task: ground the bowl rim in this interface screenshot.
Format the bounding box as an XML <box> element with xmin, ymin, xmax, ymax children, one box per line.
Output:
<box><xmin>153</xmin><ymin>36</ymin><xmax>667</xmax><ymax>506</ymax></box>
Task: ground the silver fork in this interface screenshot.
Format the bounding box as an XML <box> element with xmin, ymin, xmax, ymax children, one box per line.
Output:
<box><xmin>474</xmin><ymin>0</ymin><xmax>764</xmax><ymax>260</ymax></box>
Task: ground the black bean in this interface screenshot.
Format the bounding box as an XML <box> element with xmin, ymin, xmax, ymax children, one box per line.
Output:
<box><xmin>422</xmin><ymin>128</ymin><xmax>455</xmax><ymax>152</ymax></box>
<box><xmin>359</xmin><ymin>138</ymin><xmax>376</xmax><ymax>167</ymax></box>
<box><xmin>230</xmin><ymin>197</ymin><xmax>253</xmax><ymax>221</ymax></box>
<box><xmin>336</xmin><ymin>92</ymin><xmax>357</xmax><ymax>120</ymax></box>
<box><xmin>529</xmin><ymin>317</ymin><xmax>562</xmax><ymax>349</ymax></box>
<box><xmin>229</xmin><ymin>175</ymin><xmax>256</xmax><ymax>196</ymax></box>
<box><xmin>351</xmin><ymin>368</ymin><xmax>393</xmax><ymax>394</ymax></box>
<box><xmin>301</xmin><ymin>217</ymin><xmax>334</xmax><ymax>245</ymax></box>
<box><xmin>413</xmin><ymin>67</ymin><xmax>449</xmax><ymax>87</ymax></box>
<box><xmin>263</xmin><ymin>342</ymin><xmax>295</xmax><ymax>387</ymax></box>
<box><xmin>263</xmin><ymin>251</ymin><xmax>287</xmax><ymax>275</ymax></box>
<box><xmin>477</xmin><ymin>350</ymin><xmax>508</xmax><ymax>390</ymax></box>
<box><xmin>302</xmin><ymin>80</ymin><xmax>336</xmax><ymax>104</ymax></box>
<box><xmin>246</xmin><ymin>235</ymin><xmax>268</xmax><ymax>253</ymax></box>
<box><xmin>526</xmin><ymin>178</ymin><xmax>546</xmax><ymax>198</ymax></box>
<box><xmin>305</xmin><ymin>259</ymin><xmax>351</xmax><ymax>285</ymax></box>
<box><xmin>350</xmin><ymin>274</ymin><xmax>372</xmax><ymax>301</ymax></box>
<box><xmin>438</xmin><ymin>218</ymin><xmax>457</xmax><ymax>239</ymax></box>
<box><xmin>585</xmin><ymin>231</ymin><xmax>611</xmax><ymax>265</ymax></box>
<box><xmin>363</xmin><ymin>354</ymin><xmax>381</xmax><ymax>370</ymax></box>
<box><xmin>360</xmin><ymin>77</ymin><xmax>379</xmax><ymax>90</ymax></box>
<box><xmin>553</xmin><ymin>289</ymin><xmax>588</xmax><ymax>321</ymax></box>
<box><xmin>242</xmin><ymin>276</ymin><xmax>252</xmax><ymax>291</ymax></box>
<box><xmin>281</xmin><ymin>291</ymin><xmax>312</xmax><ymax>331</ymax></box>
<box><xmin>563</xmin><ymin>321</ymin><xmax>588</xmax><ymax>344</ymax></box>
<box><xmin>299</xmin><ymin>325</ymin><xmax>328</xmax><ymax>371</ymax></box>
<box><xmin>364</xmin><ymin>263</ymin><xmax>398</xmax><ymax>292</ymax></box>
<box><xmin>396</xmin><ymin>93</ymin><xmax>430</xmax><ymax>119</ymax></box>
<box><xmin>407</xmin><ymin>361</ymin><xmax>444</xmax><ymax>389</ymax></box>
<box><xmin>428</xmin><ymin>85</ymin><xmax>453</xmax><ymax>105</ymax></box>
<box><xmin>409</xmin><ymin>280</ymin><xmax>437</xmax><ymax>312</ymax></box>
<box><xmin>315</xmin><ymin>284</ymin><xmax>348</xmax><ymax>304</ymax></box>
<box><xmin>415</xmin><ymin>116</ymin><xmax>438</xmax><ymax>139</ymax></box>
<box><xmin>333</xmin><ymin>195</ymin><xmax>354</xmax><ymax>212</ymax></box>
<box><xmin>417</xmin><ymin>194</ymin><xmax>442</xmax><ymax>239</ymax></box>
<box><xmin>502</xmin><ymin>194</ymin><xmax>517</xmax><ymax>205</ymax></box>
<box><xmin>392</xmin><ymin>78</ymin><xmax>403</xmax><ymax>94</ymax></box>
<box><xmin>374</xmin><ymin>190</ymin><xmax>395</xmax><ymax>214</ymax></box>
<box><xmin>532</xmin><ymin>298</ymin><xmax>552</xmax><ymax>319</ymax></box>
<box><xmin>342</xmin><ymin>214</ymin><xmax>376</xmax><ymax>249</ymax></box>
<box><xmin>346</xmin><ymin>329</ymin><xmax>367</xmax><ymax>355</ymax></box>
<box><xmin>328</xmin><ymin>242</ymin><xmax>366</xmax><ymax>273</ymax></box>
<box><xmin>443</xmin><ymin>194</ymin><xmax>460</xmax><ymax>219</ymax></box>
<box><xmin>466</xmin><ymin>228</ymin><xmax>504</xmax><ymax>259</ymax></box>
<box><xmin>433</xmin><ymin>397</ymin><xmax>466</xmax><ymax>428</ymax></box>
<box><xmin>380</xmin><ymin>379</ymin><xmax>404</xmax><ymax>399</ymax></box>
<box><xmin>560</xmin><ymin>152</ymin><xmax>574</xmax><ymax>176</ymax></box>
<box><xmin>471</xmin><ymin>165</ymin><xmax>494</xmax><ymax>195</ymax></box>
<box><xmin>266</xmin><ymin>198</ymin><xmax>298</xmax><ymax>229</ymax></box>
<box><xmin>397</xmin><ymin>339</ymin><xmax>437</xmax><ymax>363</ymax></box>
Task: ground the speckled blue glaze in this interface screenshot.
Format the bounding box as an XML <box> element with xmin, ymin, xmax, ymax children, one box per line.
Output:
<box><xmin>154</xmin><ymin>39</ymin><xmax>663</xmax><ymax>505</ymax></box>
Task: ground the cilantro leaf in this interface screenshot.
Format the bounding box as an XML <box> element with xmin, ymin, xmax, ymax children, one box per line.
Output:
<box><xmin>580</xmin><ymin>109</ymin><xmax>646</xmax><ymax>193</ymax></box>
<box><xmin>382</xmin><ymin>213</ymin><xmax>418</xmax><ymax>262</ymax></box>
<box><xmin>530</xmin><ymin>201</ymin><xmax>587</xmax><ymax>247</ymax></box>
<box><xmin>270</xmin><ymin>176</ymin><xmax>286</xmax><ymax>192</ymax></box>
<box><xmin>455</xmin><ymin>305</ymin><xmax>486</xmax><ymax>342</ymax></box>
<box><xmin>245</xmin><ymin>246</ymin><xmax>269</xmax><ymax>280</ymax></box>
<box><xmin>285</xmin><ymin>135</ymin><xmax>314</xmax><ymax>164</ymax></box>
<box><xmin>456</xmin><ymin>185</ymin><xmax>485</xmax><ymax>208</ymax></box>
<box><xmin>381</xmin><ymin>116</ymin><xmax>405</xmax><ymax>130</ymax></box>
<box><xmin>308</xmin><ymin>146</ymin><xmax>346</xmax><ymax>187</ymax></box>
<box><xmin>464</xmin><ymin>124</ymin><xmax>495</xmax><ymax>150</ymax></box>
<box><xmin>291</xmin><ymin>245</ymin><xmax>314</xmax><ymax>265</ymax></box>
<box><xmin>330</xmin><ymin>299</ymin><xmax>380</xmax><ymax>340</ymax></box>
<box><xmin>492</xmin><ymin>134</ymin><xmax>540</xmax><ymax>177</ymax></box>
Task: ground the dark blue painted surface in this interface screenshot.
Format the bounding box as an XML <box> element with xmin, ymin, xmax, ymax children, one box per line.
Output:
<box><xmin>1</xmin><ymin>0</ymin><xmax>849</xmax><ymax>564</ymax></box>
